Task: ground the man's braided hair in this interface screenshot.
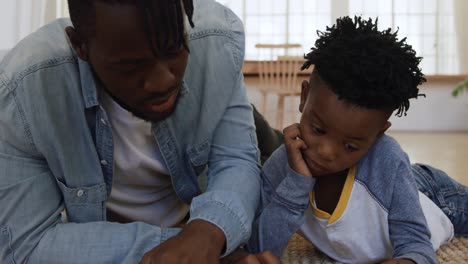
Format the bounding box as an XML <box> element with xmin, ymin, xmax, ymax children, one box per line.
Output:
<box><xmin>68</xmin><ymin>0</ymin><xmax>194</xmax><ymax>55</ymax></box>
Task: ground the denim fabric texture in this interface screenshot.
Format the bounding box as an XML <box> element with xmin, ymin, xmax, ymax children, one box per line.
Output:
<box><xmin>0</xmin><ymin>0</ymin><xmax>261</xmax><ymax>262</ymax></box>
<box><xmin>412</xmin><ymin>164</ymin><xmax>468</xmax><ymax>236</ymax></box>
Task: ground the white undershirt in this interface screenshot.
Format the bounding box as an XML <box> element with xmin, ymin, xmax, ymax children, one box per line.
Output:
<box><xmin>100</xmin><ymin>90</ymin><xmax>189</xmax><ymax>227</ymax></box>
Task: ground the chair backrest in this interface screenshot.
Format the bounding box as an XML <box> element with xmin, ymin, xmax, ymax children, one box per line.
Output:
<box><xmin>255</xmin><ymin>43</ymin><xmax>303</xmax><ymax>94</ymax></box>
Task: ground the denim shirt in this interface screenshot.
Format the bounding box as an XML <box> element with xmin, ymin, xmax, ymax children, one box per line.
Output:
<box><xmin>0</xmin><ymin>0</ymin><xmax>261</xmax><ymax>263</ymax></box>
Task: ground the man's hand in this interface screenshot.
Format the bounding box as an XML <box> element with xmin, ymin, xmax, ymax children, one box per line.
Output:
<box><xmin>139</xmin><ymin>219</ymin><xmax>226</xmax><ymax>264</ymax></box>
<box><xmin>283</xmin><ymin>123</ymin><xmax>312</xmax><ymax>177</ymax></box>
<box><xmin>222</xmin><ymin>250</ymin><xmax>282</xmax><ymax>264</ymax></box>
<box><xmin>381</xmin><ymin>259</ymin><xmax>416</xmax><ymax>264</ymax></box>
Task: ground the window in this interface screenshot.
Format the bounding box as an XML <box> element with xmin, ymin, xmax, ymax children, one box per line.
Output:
<box><xmin>0</xmin><ymin>0</ymin><xmax>69</xmax><ymax>50</ymax></box>
<box><xmin>349</xmin><ymin>0</ymin><xmax>457</xmax><ymax>74</ymax></box>
<box><xmin>57</xmin><ymin>0</ymin><xmax>69</xmax><ymax>18</ymax></box>
<box><xmin>218</xmin><ymin>0</ymin><xmax>332</xmax><ymax>60</ymax></box>
<box><xmin>218</xmin><ymin>0</ymin><xmax>461</xmax><ymax>75</ymax></box>
<box><xmin>1</xmin><ymin>0</ymin><xmax>462</xmax><ymax>74</ymax></box>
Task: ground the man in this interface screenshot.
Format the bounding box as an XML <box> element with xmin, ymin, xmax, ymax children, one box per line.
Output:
<box><xmin>0</xmin><ymin>0</ymin><xmax>262</xmax><ymax>263</ymax></box>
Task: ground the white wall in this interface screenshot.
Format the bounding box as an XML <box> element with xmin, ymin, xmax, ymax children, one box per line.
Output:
<box><xmin>0</xmin><ymin>0</ymin><xmax>65</xmax><ymax>51</ymax></box>
<box><xmin>389</xmin><ymin>79</ymin><xmax>468</xmax><ymax>131</ymax></box>
<box><xmin>0</xmin><ymin>1</ymin><xmax>18</xmax><ymax>50</ymax></box>
<box><xmin>0</xmin><ymin>50</ymin><xmax>8</xmax><ymax>62</ymax></box>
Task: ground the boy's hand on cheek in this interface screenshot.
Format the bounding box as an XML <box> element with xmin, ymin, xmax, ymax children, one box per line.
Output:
<box><xmin>283</xmin><ymin>123</ymin><xmax>312</xmax><ymax>178</ymax></box>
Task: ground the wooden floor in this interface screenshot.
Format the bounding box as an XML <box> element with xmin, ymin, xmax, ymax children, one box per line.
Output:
<box><xmin>245</xmin><ymin>78</ymin><xmax>468</xmax><ymax>186</ymax></box>
<box><xmin>388</xmin><ymin>131</ymin><xmax>468</xmax><ymax>186</ymax></box>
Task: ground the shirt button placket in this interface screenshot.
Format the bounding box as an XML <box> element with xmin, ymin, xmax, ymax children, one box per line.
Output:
<box><xmin>76</xmin><ymin>189</ymin><xmax>84</xmax><ymax>197</ymax></box>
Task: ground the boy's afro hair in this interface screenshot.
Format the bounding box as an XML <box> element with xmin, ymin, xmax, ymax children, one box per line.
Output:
<box><xmin>302</xmin><ymin>16</ymin><xmax>426</xmax><ymax>116</ymax></box>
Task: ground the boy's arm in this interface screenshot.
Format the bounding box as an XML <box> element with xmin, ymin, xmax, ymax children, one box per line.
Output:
<box><xmin>387</xmin><ymin>162</ymin><xmax>436</xmax><ymax>264</ymax></box>
<box><xmin>246</xmin><ymin>145</ymin><xmax>316</xmax><ymax>257</ymax></box>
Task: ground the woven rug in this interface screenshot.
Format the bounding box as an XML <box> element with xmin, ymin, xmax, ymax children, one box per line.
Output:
<box><xmin>282</xmin><ymin>234</ymin><xmax>468</xmax><ymax>264</ymax></box>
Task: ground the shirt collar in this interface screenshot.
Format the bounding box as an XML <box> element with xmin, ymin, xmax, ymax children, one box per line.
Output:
<box><xmin>78</xmin><ymin>58</ymin><xmax>99</xmax><ymax>109</ymax></box>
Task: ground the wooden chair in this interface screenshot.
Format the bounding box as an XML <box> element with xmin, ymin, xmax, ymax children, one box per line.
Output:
<box><xmin>255</xmin><ymin>43</ymin><xmax>304</xmax><ymax>129</ymax></box>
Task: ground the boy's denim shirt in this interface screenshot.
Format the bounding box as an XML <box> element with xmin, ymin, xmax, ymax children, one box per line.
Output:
<box><xmin>0</xmin><ymin>0</ymin><xmax>261</xmax><ymax>263</ymax></box>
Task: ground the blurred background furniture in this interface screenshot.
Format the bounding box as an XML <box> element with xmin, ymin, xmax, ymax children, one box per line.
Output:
<box><xmin>255</xmin><ymin>43</ymin><xmax>304</xmax><ymax>128</ymax></box>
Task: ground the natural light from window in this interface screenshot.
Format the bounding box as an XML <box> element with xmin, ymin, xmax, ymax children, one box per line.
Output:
<box><xmin>219</xmin><ymin>0</ymin><xmax>459</xmax><ymax>75</ymax></box>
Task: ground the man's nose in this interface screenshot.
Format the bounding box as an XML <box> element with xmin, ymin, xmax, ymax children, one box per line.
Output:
<box><xmin>144</xmin><ymin>61</ymin><xmax>176</xmax><ymax>93</ymax></box>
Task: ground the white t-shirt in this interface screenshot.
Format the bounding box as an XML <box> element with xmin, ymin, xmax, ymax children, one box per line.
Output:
<box><xmin>100</xmin><ymin>90</ymin><xmax>189</xmax><ymax>227</ymax></box>
<box><xmin>300</xmin><ymin>167</ymin><xmax>453</xmax><ymax>264</ymax></box>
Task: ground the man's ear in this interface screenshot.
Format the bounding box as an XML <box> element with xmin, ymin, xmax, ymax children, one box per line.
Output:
<box><xmin>299</xmin><ymin>80</ymin><xmax>310</xmax><ymax>113</ymax></box>
<box><xmin>65</xmin><ymin>26</ymin><xmax>89</xmax><ymax>61</ymax></box>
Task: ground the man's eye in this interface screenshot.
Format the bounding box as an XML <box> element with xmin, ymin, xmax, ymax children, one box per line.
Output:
<box><xmin>345</xmin><ymin>143</ymin><xmax>359</xmax><ymax>152</ymax></box>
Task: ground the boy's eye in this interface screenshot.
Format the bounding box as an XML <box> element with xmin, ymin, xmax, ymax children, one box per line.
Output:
<box><xmin>345</xmin><ymin>143</ymin><xmax>359</xmax><ymax>152</ymax></box>
<box><xmin>312</xmin><ymin>126</ymin><xmax>325</xmax><ymax>135</ymax></box>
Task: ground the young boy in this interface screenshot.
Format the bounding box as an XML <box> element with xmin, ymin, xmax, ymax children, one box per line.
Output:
<box><xmin>247</xmin><ymin>16</ymin><xmax>468</xmax><ymax>264</ymax></box>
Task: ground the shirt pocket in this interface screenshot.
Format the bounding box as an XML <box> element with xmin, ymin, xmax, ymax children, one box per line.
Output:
<box><xmin>55</xmin><ymin>179</ymin><xmax>107</xmax><ymax>223</ymax></box>
<box><xmin>187</xmin><ymin>140</ymin><xmax>211</xmax><ymax>192</ymax></box>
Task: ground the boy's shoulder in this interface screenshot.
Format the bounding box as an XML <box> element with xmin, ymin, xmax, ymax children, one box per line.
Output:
<box><xmin>359</xmin><ymin>134</ymin><xmax>409</xmax><ymax>169</ymax></box>
<box><xmin>355</xmin><ymin>134</ymin><xmax>415</xmax><ymax>206</ymax></box>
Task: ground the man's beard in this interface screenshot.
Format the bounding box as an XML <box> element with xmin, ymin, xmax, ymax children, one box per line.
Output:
<box><xmin>101</xmin><ymin>84</ymin><xmax>181</xmax><ymax>123</ymax></box>
<box><xmin>90</xmin><ymin>67</ymin><xmax>180</xmax><ymax>123</ymax></box>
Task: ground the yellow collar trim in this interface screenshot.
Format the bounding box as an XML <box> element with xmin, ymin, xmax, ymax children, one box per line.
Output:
<box><xmin>309</xmin><ymin>166</ymin><xmax>356</xmax><ymax>224</ymax></box>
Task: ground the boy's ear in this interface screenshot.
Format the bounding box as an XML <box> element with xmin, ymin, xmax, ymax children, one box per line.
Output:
<box><xmin>299</xmin><ymin>80</ymin><xmax>310</xmax><ymax>113</ymax></box>
<box><xmin>378</xmin><ymin>121</ymin><xmax>392</xmax><ymax>136</ymax></box>
<box><xmin>65</xmin><ymin>26</ymin><xmax>89</xmax><ymax>61</ymax></box>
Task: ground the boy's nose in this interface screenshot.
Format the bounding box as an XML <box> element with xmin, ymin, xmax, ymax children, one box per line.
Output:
<box><xmin>317</xmin><ymin>141</ymin><xmax>338</xmax><ymax>162</ymax></box>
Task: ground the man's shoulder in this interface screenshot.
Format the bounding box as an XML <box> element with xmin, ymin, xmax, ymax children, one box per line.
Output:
<box><xmin>183</xmin><ymin>0</ymin><xmax>245</xmax><ymax>89</ymax></box>
<box><xmin>355</xmin><ymin>134</ymin><xmax>414</xmax><ymax>204</ymax></box>
<box><xmin>0</xmin><ymin>19</ymin><xmax>76</xmax><ymax>86</ymax></box>
<box><xmin>187</xmin><ymin>0</ymin><xmax>243</xmax><ymax>40</ymax></box>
